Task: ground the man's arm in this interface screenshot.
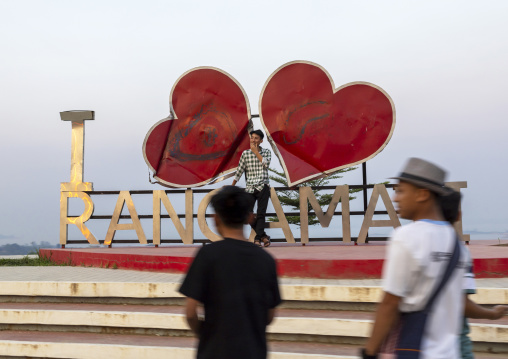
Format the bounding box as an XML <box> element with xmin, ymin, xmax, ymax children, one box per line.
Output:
<box><xmin>262</xmin><ymin>147</ymin><xmax>271</xmax><ymax>168</ymax></box>
<box><xmin>267</xmin><ymin>308</ymin><xmax>276</xmax><ymax>325</ymax></box>
<box><xmin>179</xmin><ymin>247</ymin><xmax>208</xmax><ymax>337</ymax></box>
<box><xmin>185</xmin><ymin>297</ymin><xmax>203</xmax><ymax>336</ymax></box>
<box><xmin>232</xmin><ymin>152</ymin><xmax>246</xmax><ymax>186</ymax></box>
<box><xmin>465</xmin><ymin>296</ymin><xmax>508</xmax><ymax>319</ymax></box>
<box><xmin>250</xmin><ymin>142</ymin><xmax>264</xmax><ymax>163</ymax></box>
<box><xmin>364</xmin><ymin>292</ymin><xmax>401</xmax><ymax>355</ymax></box>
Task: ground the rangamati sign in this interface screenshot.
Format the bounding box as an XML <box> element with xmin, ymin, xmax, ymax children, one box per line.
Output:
<box><xmin>60</xmin><ymin>62</ymin><xmax>468</xmax><ymax>246</ymax></box>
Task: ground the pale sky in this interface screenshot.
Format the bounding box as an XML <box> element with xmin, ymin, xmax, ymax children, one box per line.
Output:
<box><xmin>1</xmin><ymin>0</ymin><xmax>508</xmax><ymax>245</ymax></box>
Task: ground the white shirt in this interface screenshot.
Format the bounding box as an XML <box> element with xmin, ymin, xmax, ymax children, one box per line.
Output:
<box><xmin>383</xmin><ymin>220</ymin><xmax>468</xmax><ymax>359</ymax></box>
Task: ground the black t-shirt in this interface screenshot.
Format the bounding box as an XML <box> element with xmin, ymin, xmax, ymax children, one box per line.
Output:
<box><xmin>179</xmin><ymin>238</ymin><xmax>281</xmax><ymax>359</ymax></box>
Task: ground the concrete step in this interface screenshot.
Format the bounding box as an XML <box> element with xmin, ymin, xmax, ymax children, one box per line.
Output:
<box><xmin>0</xmin><ymin>303</ymin><xmax>506</xmax><ymax>346</ymax></box>
<box><xmin>0</xmin><ymin>268</ymin><xmax>507</xmax><ymax>357</ymax></box>
<box><xmin>0</xmin><ymin>330</ymin><xmax>359</xmax><ymax>359</ymax></box>
<box><xmin>0</xmin><ymin>330</ymin><xmax>505</xmax><ymax>359</ymax></box>
<box><xmin>1</xmin><ymin>267</ymin><xmax>507</xmax><ymax>305</ymax></box>
<box><xmin>1</xmin><ymin>279</ymin><xmax>507</xmax><ymax>306</ymax></box>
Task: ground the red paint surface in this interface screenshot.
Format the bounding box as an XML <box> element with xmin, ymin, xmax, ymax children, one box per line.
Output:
<box><xmin>275</xmin><ymin>258</ymin><xmax>384</xmax><ymax>279</ymax></box>
<box><xmin>40</xmin><ymin>249</ymin><xmax>193</xmax><ymax>273</ymax></box>
<box><xmin>260</xmin><ymin>61</ymin><xmax>395</xmax><ymax>186</ymax></box>
<box><xmin>39</xmin><ymin>241</ymin><xmax>508</xmax><ymax>279</ymax></box>
<box><xmin>143</xmin><ymin>68</ymin><xmax>251</xmax><ymax>187</ymax></box>
<box><xmin>473</xmin><ymin>257</ymin><xmax>508</xmax><ymax>278</ymax></box>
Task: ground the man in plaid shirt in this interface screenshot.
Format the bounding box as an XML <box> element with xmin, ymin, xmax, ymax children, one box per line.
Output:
<box><xmin>232</xmin><ymin>130</ymin><xmax>272</xmax><ymax>247</ymax></box>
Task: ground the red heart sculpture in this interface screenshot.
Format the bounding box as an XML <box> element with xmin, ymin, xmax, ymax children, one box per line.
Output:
<box><xmin>143</xmin><ymin>67</ymin><xmax>251</xmax><ymax>187</ymax></box>
<box><xmin>260</xmin><ymin>61</ymin><xmax>395</xmax><ymax>186</ymax></box>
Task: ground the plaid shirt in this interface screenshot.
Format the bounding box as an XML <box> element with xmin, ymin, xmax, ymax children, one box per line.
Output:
<box><xmin>234</xmin><ymin>147</ymin><xmax>271</xmax><ymax>193</ymax></box>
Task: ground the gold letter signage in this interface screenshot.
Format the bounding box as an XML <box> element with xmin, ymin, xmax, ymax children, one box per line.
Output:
<box><xmin>300</xmin><ymin>185</ymin><xmax>351</xmax><ymax>244</ymax></box>
<box><xmin>59</xmin><ymin>111</ymin><xmax>97</xmax><ymax>246</ymax></box>
<box><xmin>104</xmin><ymin>191</ymin><xmax>147</xmax><ymax>246</ymax></box>
<box><xmin>153</xmin><ymin>190</ymin><xmax>193</xmax><ymax>245</ymax></box>
<box><xmin>60</xmin><ymin>191</ymin><xmax>98</xmax><ymax>245</ymax></box>
<box><xmin>357</xmin><ymin>184</ymin><xmax>401</xmax><ymax>244</ymax></box>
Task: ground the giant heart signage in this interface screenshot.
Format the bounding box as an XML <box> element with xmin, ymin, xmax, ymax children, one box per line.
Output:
<box><xmin>143</xmin><ymin>61</ymin><xmax>395</xmax><ymax>187</ymax></box>
<box><xmin>260</xmin><ymin>61</ymin><xmax>396</xmax><ymax>187</ymax></box>
<box><xmin>143</xmin><ymin>67</ymin><xmax>252</xmax><ymax>188</ymax></box>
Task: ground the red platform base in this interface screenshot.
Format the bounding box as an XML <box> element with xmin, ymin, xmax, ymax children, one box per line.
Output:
<box><xmin>39</xmin><ymin>240</ymin><xmax>508</xmax><ymax>279</ymax></box>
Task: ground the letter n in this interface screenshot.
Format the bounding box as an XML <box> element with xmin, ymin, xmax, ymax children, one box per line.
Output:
<box><xmin>153</xmin><ymin>190</ymin><xmax>193</xmax><ymax>245</ymax></box>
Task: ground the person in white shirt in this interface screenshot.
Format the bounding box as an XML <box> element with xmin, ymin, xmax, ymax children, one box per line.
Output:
<box><xmin>363</xmin><ymin>158</ymin><xmax>468</xmax><ymax>359</ymax></box>
<box><xmin>439</xmin><ymin>190</ymin><xmax>507</xmax><ymax>359</ymax></box>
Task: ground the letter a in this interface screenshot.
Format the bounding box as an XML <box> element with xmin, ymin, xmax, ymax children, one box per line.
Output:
<box><xmin>104</xmin><ymin>191</ymin><xmax>147</xmax><ymax>245</ymax></box>
<box><xmin>357</xmin><ymin>184</ymin><xmax>400</xmax><ymax>244</ymax></box>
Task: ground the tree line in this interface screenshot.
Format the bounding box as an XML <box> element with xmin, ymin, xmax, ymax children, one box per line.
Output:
<box><xmin>0</xmin><ymin>241</ymin><xmax>57</xmax><ymax>255</ymax></box>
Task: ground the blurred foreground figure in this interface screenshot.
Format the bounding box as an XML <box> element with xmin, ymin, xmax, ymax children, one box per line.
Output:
<box><xmin>440</xmin><ymin>191</ymin><xmax>508</xmax><ymax>359</ymax></box>
<box><xmin>362</xmin><ymin>158</ymin><xmax>468</xmax><ymax>359</ymax></box>
<box><xmin>179</xmin><ymin>186</ymin><xmax>281</xmax><ymax>359</ymax></box>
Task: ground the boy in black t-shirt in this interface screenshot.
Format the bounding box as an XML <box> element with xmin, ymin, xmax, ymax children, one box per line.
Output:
<box><xmin>179</xmin><ymin>186</ymin><xmax>281</xmax><ymax>359</ymax></box>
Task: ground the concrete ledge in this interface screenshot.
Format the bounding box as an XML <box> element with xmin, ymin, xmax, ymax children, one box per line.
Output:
<box><xmin>470</xmin><ymin>324</ymin><xmax>508</xmax><ymax>344</ymax></box>
<box><xmin>470</xmin><ymin>288</ymin><xmax>508</xmax><ymax>305</ymax></box>
<box><xmin>0</xmin><ymin>310</ymin><xmax>188</xmax><ymax>330</ymax></box>
<box><xmin>0</xmin><ymin>341</ymin><xmax>355</xmax><ymax>359</ymax></box>
<box><xmin>0</xmin><ymin>281</ymin><xmax>183</xmax><ymax>298</ymax></box>
<box><xmin>0</xmin><ymin>341</ymin><xmax>195</xmax><ymax>359</ymax></box>
<box><xmin>1</xmin><ymin>309</ymin><xmax>506</xmax><ymax>344</ymax></box>
<box><xmin>1</xmin><ymin>281</ymin><xmax>507</xmax><ymax>305</ymax></box>
<box><xmin>270</xmin><ymin>318</ymin><xmax>371</xmax><ymax>338</ymax></box>
<box><xmin>280</xmin><ymin>285</ymin><xmax>383</xmax><ymax>303</ymax></box>
<box><xmin>38</xmin><ymin>243</ymin><xmax>508</xmax><ymax>279</ymax></box>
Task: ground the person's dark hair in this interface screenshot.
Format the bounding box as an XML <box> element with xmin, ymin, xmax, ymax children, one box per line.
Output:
<box><xmin>439</xmin><ymin>190</ymin><xmax>462</xmax><ymax>224</ymax></box>
<box><xmin>211</xmin><ymin>186</ymin><xmax>254</xmax><ymax>229</ymax></box>
<box><xmin>250</xmin><ymin>129</ymin><xmax>264</xmax><ymax>140</ymax></box>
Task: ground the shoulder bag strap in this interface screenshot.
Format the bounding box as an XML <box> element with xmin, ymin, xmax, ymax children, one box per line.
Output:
<box><xmin>424</xmin><ymin>235</ymin><xmax>461</xmax><ymax>312</ymax></box>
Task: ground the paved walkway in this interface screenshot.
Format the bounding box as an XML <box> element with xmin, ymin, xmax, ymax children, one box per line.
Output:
<box><xmin>0</xmin><ymin>255</ymin><xmax>37</xmax><ymax>259</ymax></box>
<box><xmin>1</xmin><ymin>266</ymin><xmax>508</xmax><ymax>288</ymax></box>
